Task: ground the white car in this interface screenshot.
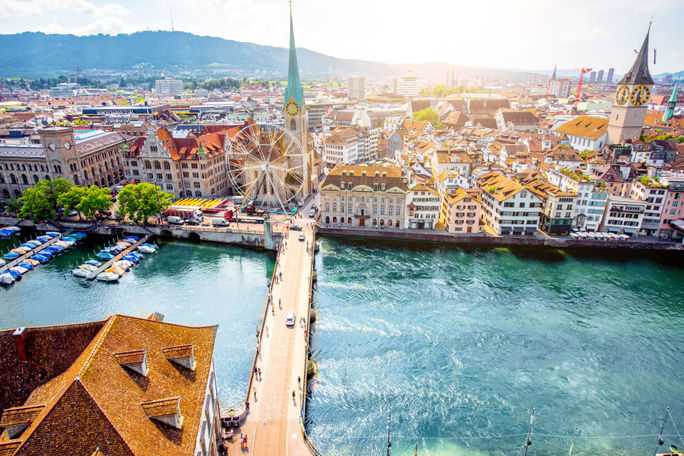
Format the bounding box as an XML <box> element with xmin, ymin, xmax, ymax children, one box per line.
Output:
<box><xmin>286</xmin><ymin>311</ymin><xmax>295</xmax><ymax>327</ymax></box>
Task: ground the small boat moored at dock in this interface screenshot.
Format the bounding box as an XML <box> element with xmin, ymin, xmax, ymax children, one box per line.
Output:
<box><xmin>96</xmin><ymin>272</ymin><xmax>120</xmax><ymax>282</ymax></box>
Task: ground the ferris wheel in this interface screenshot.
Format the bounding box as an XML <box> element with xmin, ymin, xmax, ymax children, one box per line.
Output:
<box><xmin>227</xmin><ymin>122</ymin><xmax>307</xmax><ymax>214</ymax></box>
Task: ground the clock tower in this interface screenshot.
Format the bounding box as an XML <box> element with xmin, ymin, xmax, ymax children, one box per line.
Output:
<box><xmin>607</xmin><ymin>24</ymin><xmax>655</xmax><ymax>144</ymax></box>
<box><xmin>283</xmin><ymin>1</ymin><xmax>311</xmax><ymax>195</ymax></box>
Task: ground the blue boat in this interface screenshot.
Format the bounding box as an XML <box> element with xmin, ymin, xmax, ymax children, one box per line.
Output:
<box><xmin>5</xmin><ymin>270</ymin><xmax>21</xmax><ymax>279</ymax></box>
<box><xmin>31</xmin><ymin>254</ymin><xmax>50</xmax><ymax>264</ymax></box>
<box><xmin>125</xmin><ymin>236</ymin><xmax>140</xmax><ymax>242</ymax></box>
<box><xmin>46</xmin><ymin>245</ymin><xmax>64</xmax><ymax>253</ymax></box>
<box><xmin>45</xmin><ymin>232</ymin><xmax>60</xmax><ymax>238</ymax></box>
<box><xmin>97</xmin><ymin>251</ymin><xmax>115</xmax><ymax>261</ymax></box>
<box><xmin>62</xmin><ymin>236</ymin><xmax>78</xmax><ymax>243</ymax></box>
<box><xmin>2</xmin><ymin>252</ymin><xmax>19</xmax><ymax>260</ymax></box>
<box><xmin>36</xmin><ymin>235</ymin><xmax>51</xmax><ymax>243</ymax></box>
<box><xmin>85</xmin><ymin>259</ymin><xmax>102</xmax><ymax>267</ymax></box>
<box><xmin>122</xmin><ymin>254</ymin><xmax>140</xmax><ymax>263</ymax></box>
<box><xmin>72</xmin><ymin>232</ymin><xmax>87</xmax><ymax>239</ymax></box>
<box><xmin>18</xmin><ymin>262</ymin><xmax>34</xmax><ymax>270</ymax></box>
<box><xmin>20</xmin><ymin>243</ymin><xmax>35</xmax><ymax>249</ymax></box>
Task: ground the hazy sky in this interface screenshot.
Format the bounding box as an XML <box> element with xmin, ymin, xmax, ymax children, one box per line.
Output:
<box><xmin>1</xmin><ymin>0</ymin><xmax>683</xmax><ymax>73</ymax></box>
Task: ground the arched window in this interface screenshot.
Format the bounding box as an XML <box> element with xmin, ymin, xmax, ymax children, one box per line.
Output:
<box><xmin>0</xmin><ymin>175</ymin><xmax>4</xmax><ymax>184</ymax></box>
<box><xmin>83</xmin><ymin>170</ymin><xmax>88</xmax><ymax>180</ymax></box>
<box><xmin>154</xmin><ymin>161</ymin><xmax>161</xmax><ymax>170</ymax></box>
<box><xmin>290</xmin><ymin>119</ymin><xmax>297</xmax><ymax>132</ymax></box>
<box><xmin>195</xmin><ymin>191</ymin><xmax>202</xmax><ymax>197</ymax></box>
<box><xmin>325</xmin><ymin>216</ymin><xmax>330</xmax><ymax>224</ymax></box>
<box><xmin>163</xmin><ymin>162</ymin><xmax>171</xmax><ymax>170</ymax></box>
<box><xmin>21</xmin><ymin>174</ymin><xmax>28</xmax><ymax>185</ymax></box>
<box><xmin>33</xmin><ymin>175</ymin><xmax>39</xmax><ymax>184</ymax></box>
<box><xmin>380</xmin><ymin>219</ymin><xmax>384</xmax><ymax>226</ymax></box>
<box><xmin>10</xmin><ymin>174</ymin><xmax>17</xmax><ymax>184</ymax></box>
<box><xmin>44</xmin><ymin>175</ymin><xmax>50</xmax><ymax>181</ymax></box>
<box><xmin>144</xmin><ymin>161</ymin><xmax>152</xmax><ymax>169</ymax></box>
<box><xmin>332</xmin><ymin>217</ymin><xmax>337</xmax><ymax>223</ymax></box>
<box><xmin>348</xmin><ymin>217</ymin><xmax>352</xmax><ymax>224</ymax></box>
<box><xmin>395</xmin><ymin>220</ymin><xmax>400</xmax><ymax>228</ymax></box>
<box><xmin>14</xmin><ymin>190</ymin><xmax>22</xmax><ymax>198</ymax></box>
<box><xmin>2</xmin><ymin>189</ymin><xmax>9</xmax><ymax>198</ymax></box>
<box><xmin>372</xmin><ymin>219</ymin><xmax>377</xmax><ymax>225</ymax></box>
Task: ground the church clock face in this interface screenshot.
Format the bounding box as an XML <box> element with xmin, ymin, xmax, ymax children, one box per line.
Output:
<box><xmin>615</xmin><ymin>86</ymin><xmax>630</xmax><ymax>106</ymax></box>
<box><xmin>630</xmin><ymin>85</ymin><xmax>651</xmax><ymax>106</ymax></box>
<box><xmin>285</xmin><ymin>100</ymin><xmax>300</xmax><ymax>116</ymax></box>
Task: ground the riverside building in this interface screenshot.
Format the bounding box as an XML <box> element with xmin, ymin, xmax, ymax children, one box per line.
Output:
<box><xmin>122</xmin><ymin>126</ymin><xmax>235</xmax><ymax>198</ymax></box>
<box><xmin>477</xmin><ymin>171</ymin><xmax>543</xmax><ymax>235</ymax></box>
<box><xmin>320</xmin><ymin>163</ymin><xmax>407</xmax><ymax>228</ymax></box>
<box><xmin>0</xmin><ymin>127</ymin><xmax>128</xmax><ymax>201</ymax></box>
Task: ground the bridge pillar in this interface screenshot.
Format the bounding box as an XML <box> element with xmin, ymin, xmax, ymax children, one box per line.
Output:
<box><xmin>264</xmin><ymin>215</ymin><xmax>273</xmax><ymax>250</ymax></box>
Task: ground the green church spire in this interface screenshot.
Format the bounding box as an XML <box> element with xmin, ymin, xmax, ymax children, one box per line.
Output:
<box><xmin>663</xmin><ymin>78</ymin><xmax>679</xmax><ymax>122</ymax></box>
<box><xmin>283</xmin><ymin>1</ymin><xmax>304</xmax><ymax>111</ymax></box>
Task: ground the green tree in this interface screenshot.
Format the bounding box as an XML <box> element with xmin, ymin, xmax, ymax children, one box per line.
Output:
<box><xmin>5</xmin><ymin>199</ymin><xmax>22</xmax><ymax>212</ymax></box>
<box><xmin>117</xmin><ymin>183</ymin><xmax>173</xmax><ymax>224</ymax></box>
<box><xmin>18</xmin><ymin>186</ymin><xmax>55</xmax><ymax>222</ymax></box>
<box><xmin>413</xmin><ymin>107</ymin><xmax>442</xmax><ymax>129</ymax></box>
<box><xmin>58</xmin><ymin>186</ymin><xmax>86</xmax><ymax>219</ymax></box>
<box><xmin>18</xmin><ymin>178</ymin><xmax>72</xmax><ymax>221</ymax></box>
<box><xmin>77</xmin><ymin>186</ymin><xmax>113</xmax><ymax>220</ymax></box>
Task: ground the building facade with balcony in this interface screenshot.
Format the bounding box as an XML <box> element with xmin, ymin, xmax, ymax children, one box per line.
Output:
<box><xmin>442</xmin><ymin>188</ymin><xmax>482</xmax><ymax>234</ymax></box>
<box><xmin>405</xmin><ymin>183</ymin><xmax>441</xmax><ymax>229</ymax></box>
<box><xmin>320</xmin><ymin>163</ymin><xmax>407</xmax><ymax>228</ymax></box>
<box><xmin>477</xmin><ymin>171</ymin><xmax>543</xmax><ymax>235</ymax></box>
<box><xmin>599</xmin><ymin>195</ymin><xmax>646</xmax><ymax>234</ymax></box>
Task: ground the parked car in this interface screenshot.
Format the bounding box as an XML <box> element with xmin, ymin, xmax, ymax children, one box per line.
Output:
<box><xmin>298</xmin><ymin>234</ymin><xmax>305</xmax><ymax>242</ymax></box>
<box><xmin>167</xmin><ymin>216</ymin><xmax>183</xmax><ymax>225</ymax></box>
<box><xmin>211</xmin><ymin>218</ymin><xmax>230</xmax><ymax>226</ymax></box>
<box><xmin>184</xmin><ymin>218</ymin><xmax>200</xmax><ymax>226</ymax></box>
<box><xmin>286</xmin><ymin>311</ymin><xmax>295</xmax><ymax>327</ymax></box>
<box><xmin>291</xmin><ymin>225</ymin><xmax>302</xmax><ymax>231</ymax></box>
<box><xmin>309</xmin><ymin>208</ymin><xmax>316</xmax><ymax>218</ymax></box>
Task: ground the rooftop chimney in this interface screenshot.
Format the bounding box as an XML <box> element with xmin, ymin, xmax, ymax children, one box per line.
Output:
<box><xmin>114</xmin><ymin>350</ymin><xmax>149</xmax><ymax>376</ymax></box>
<box><xmin>12</xmin><ymin>327</ymin><xmax>28</xmax><ymax>362</ymax></box>
<box><xmin>141</xmin><ymin>397</ymin><xmax>183</xmax><ymax>429</ymax></box>
<box><xmin>162</xmin><ymin>345</ymin><xmax>196</xmax><ymax>371</ymax></box>
<box><xmin>0</xmin><ymin>405</ymin><xmax>44</xmax><ymax>439</ymax></box>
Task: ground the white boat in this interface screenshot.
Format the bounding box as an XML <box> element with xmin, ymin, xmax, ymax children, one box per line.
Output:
<box><xmin>10</xmin><ymin>266</ymin><xmax>28</xmax><ymax>275</ymax></box>
<box><xmin>96</xmin><ymin>272</ymin><xmax>120</xmax><ymax>282</ymax></box>
<box><xmin>72</xmin><ymin>269</ymin><xmax>91</xmax><ymax>278</ymax></box>
<box><xmin>0</xmin><ymin>259</ymin><xmax>5</xmax><ymax>267</ymax></box>
<box><xmin>0</xmin><ymin>273</ymin><xmax>14</xmax><ymax>285</ymax></box>
<box><xmin>55</xmin><ymin>241</ymin><xmax>72</xmax><ymax>249</ymax></box>
<box><xmin>79</xmin><ymin>264</ymin><xmax>99</xmax><ymax>272</ymax></box>
<box><xmin>137</xmin><ymin>245</ymin><xmax>156</xmax><ymax>254</ymax></box>
<box><xmin>115</xmin><ymin>260</ymin><xmax>133</xmax><ymax>271</ymax></box>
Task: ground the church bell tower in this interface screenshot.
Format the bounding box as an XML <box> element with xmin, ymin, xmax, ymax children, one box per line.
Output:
<box><xmin>283</xmin><ymin>1</ymin><xmax>311</xmax><ymax>195</ymax></box>
<box><xmin>607</xmin><ymin>23</ymin><xmax>655</xmax><ymax>144</ymax></box>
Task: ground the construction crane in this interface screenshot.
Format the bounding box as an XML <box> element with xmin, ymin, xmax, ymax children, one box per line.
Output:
<box><xmin>574</xmin><ymin>68</ymin><xmax>592</xmax><ymax>107</ymax></box>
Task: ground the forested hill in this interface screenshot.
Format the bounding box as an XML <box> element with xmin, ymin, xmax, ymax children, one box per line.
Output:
<box><xmin>0</xmin><ymin>31</ymin><xmax>394</xmax><ymax>78</ymax></box>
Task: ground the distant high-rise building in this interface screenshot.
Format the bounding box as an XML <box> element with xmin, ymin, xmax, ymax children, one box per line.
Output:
<box><xmin>396</xmin><ymin>72</ymin><xmax>420</xmax><ymax>97</ymax></box>
<box><xmin>607</xmin><ymin>68</ymin><xmax>615</xmax><ymax>84</ymax></box>
<box><xmin>446</xmin><ymin>69</ymin><xmax>458</xmax><ymax>87</ymax></box>
<box><xmin>549</xmin><ymin>79</ymin><xmax>572</xmax><ymax>98</ymax></box>
<box><xmin>348</xmin><ymin>76</ymin><xmax>366</xmax><ymax>100</ymax></box>
<box><xmin>589</xmin><ymin>71</ymin><xmax>597</xmax><ymax>83</ymax></box>
<box><xmin>597</xmin><ymin>70</ymin><xmax>604</xmax><ymax>83</ymax></box>
<box><xmin>154</xmin><ymin>78</ymin><xmax>184</xmax><ymax>96</ymax></box>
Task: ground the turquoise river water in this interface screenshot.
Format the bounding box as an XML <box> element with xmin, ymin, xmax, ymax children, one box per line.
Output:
<box><xmin>2</xmin><ymin>233</ymin><xmax>683</xmax><ymax>456</ymax></box>
<box><xmin>305</xmin><ymin>237</ymin><xmax>684</xmax><ymax>456</ymax></box>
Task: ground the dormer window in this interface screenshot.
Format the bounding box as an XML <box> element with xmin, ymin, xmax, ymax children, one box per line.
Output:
<box><xmin>115</xmin><ymin>349</ymin><xmax>149</xmax><ymax>376</ymax></box>
<box><xmin>362</xmin><ymin>171</ymin><xmax>366</xmax><ymax>176</ymax></box>
<box><xmin>375</xmin><ymin>171</ymin><xmax>380</xmax><ymax>177</ymax></box>
<box><xmin>381</xmin><ymin>183</ymin><xmax>386</xmax><ymax>191</ymax></box>
<box><xmin>341</xmin><ymin>181</ymin><xmax>345</xmax><ymax>189</ymax></box>
<box><xmin>349</xmin><ymin>171</ymin><xmax>354</xmax><ymax>176</ymax></box>
<box><xmin>0</xmin><ymin>405</ymin><xmax>44</xmax><ymax>439</ymax></box>
<box><xmin>341</xmin><ymin>171</ymin><xmax>346</xmax><ymax>176</ymax></box>
<box><xmin>162</xmin><ymin>344</ymin><xmax>196</xmax><ymax>371</ymax></box>
<box><xmin>141</xmin><ymin>397</ymin><xmax>183</xmax><ymax>429</ymax></box>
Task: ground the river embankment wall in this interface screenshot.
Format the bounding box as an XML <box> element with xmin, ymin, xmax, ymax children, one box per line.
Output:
<box><xmin>318</xmin><ymin>227</ymin><xmax>684</xmax><ymax>252</ymax></box>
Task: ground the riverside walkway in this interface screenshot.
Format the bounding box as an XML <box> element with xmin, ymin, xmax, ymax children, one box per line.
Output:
<box><xmin>226</xmin><ymin>218</ymin><xmax>317</xmax><ymax>456</ymax></box>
